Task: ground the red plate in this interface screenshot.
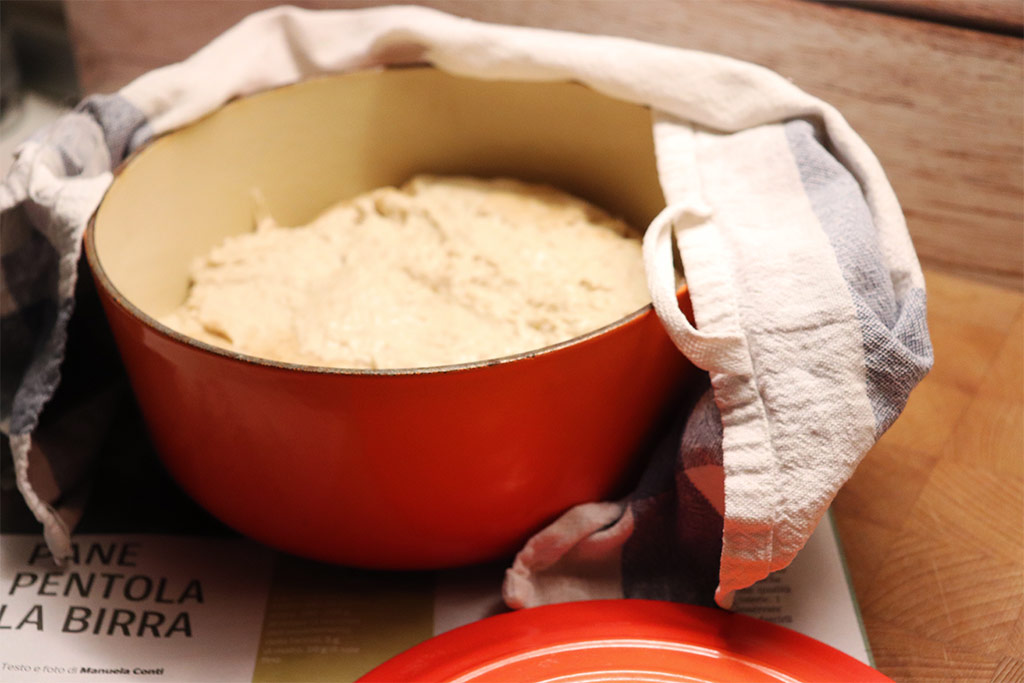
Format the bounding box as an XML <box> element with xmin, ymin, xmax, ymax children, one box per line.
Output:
<box><xmin>359</xmin><ymin>599</ymin><xmax>890</xmax><ymax>682</ymax></box>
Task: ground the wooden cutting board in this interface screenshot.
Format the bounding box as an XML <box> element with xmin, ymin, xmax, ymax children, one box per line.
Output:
<box><xmin>833</xmin><ymin>269</ymin><xmax>1023</xmax><ymax>681</ymax></box>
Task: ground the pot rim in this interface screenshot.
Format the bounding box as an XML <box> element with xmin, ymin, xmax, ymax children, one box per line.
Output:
<box><xmin>84</xmin><ymin>69</ymin><xmax>684</xmax><ymax>378</ymax></box>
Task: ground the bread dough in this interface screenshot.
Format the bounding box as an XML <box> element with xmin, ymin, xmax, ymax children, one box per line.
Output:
<box><xmin>161</xmin><ymin>176</ymin><xmax>652</xmax><ymax>369</ymax></box>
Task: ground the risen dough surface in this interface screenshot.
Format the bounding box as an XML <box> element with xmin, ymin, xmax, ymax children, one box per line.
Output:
<box><xmin>161</xmin><ymin>176</ymin><xmax>651</xmax><ymax>369</ymax></box>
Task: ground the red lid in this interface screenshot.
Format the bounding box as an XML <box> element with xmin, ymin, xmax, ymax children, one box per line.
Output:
<box><xmin>359</xmin><ymin>599</ymin><xmax>890</xmax><ymax>682</ymax></box>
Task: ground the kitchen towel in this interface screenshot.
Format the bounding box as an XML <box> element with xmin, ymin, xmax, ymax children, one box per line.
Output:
<box><xmin>0</xmin><ymin>5</ymin><xmax>932</xmax><ymax>608</ymax></box>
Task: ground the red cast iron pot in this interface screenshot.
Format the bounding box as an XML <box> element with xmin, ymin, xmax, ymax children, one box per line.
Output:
<box><xmin>85</xmin><ymin>68</ymin><xmax>697</xmax><ymax>569</ymax></box>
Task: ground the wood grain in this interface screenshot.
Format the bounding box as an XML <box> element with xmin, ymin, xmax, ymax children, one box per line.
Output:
<box><xmin>62</xmin><ymin>0</ymin><xmax>1024</xmax><ymax>289</ymax></box>
<box><xmin>838</xmin><ymin>0</ymin><xmax>1024</xmax><ymax>34</ymax></box>
<box><xmin>833</xmin><ymin>269</ymin><xmax>1024</xmax><ymax>680</ymax></box>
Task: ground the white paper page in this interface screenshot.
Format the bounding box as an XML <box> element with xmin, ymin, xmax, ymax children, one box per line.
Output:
<box><xmin>432</xmin><ymin>511</ymin><xmax>873</xmax><ymax>666</ymax></box>
<box><xmin>732</xmin><ymin>512</ymin><xmax>873</xmax><ymax>665</ymax></box>
<box><xmin>0</xmin><ymin>513</ymin><xmax>871</xmax><ymax>680</ymax></box>
<box><xmin>0</xmin><ymin>534</ymin><xmax>275</xmax><ymax>682</ymax></box>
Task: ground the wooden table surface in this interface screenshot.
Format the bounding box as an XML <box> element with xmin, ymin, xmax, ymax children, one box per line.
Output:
<box><xmin>59</xmin><ymin>1</ymin><xmax>1024</xmax><ymax>680</ymax></box>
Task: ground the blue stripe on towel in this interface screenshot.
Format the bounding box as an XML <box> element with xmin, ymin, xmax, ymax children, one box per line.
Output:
<box><xmin>75</xmin><ymin>94</ymin><xmax>152</xmax><ymax>164</ymax></box>
<box><xmin>2</xmin><ymin>94</ymin><xmax>149</xmax><ymax>435</ymax></box>
<box><xmin>785</xmin><ymin>120</ymin><xmax>933</xmax><ymax>435</ymax></box>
